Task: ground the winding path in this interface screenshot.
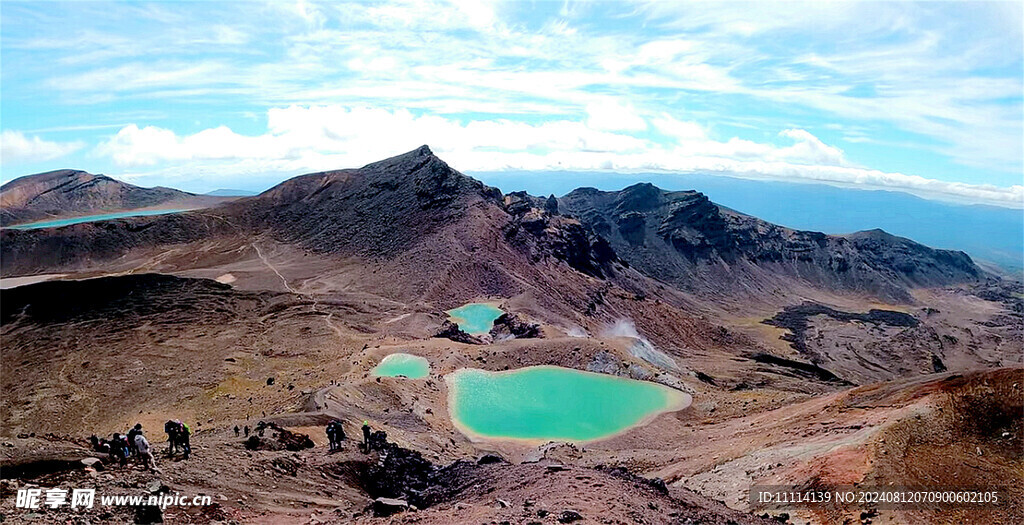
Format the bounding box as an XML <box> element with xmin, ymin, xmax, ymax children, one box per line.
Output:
<box><xmin>251</xmin><ymin>242</ymin><xmax>296</xmax><ymax>294</ymax></box>
<box><xmin>251</xmin><ymin>241</ymin><xmax>344</xmax><ymax>340</ymax></box>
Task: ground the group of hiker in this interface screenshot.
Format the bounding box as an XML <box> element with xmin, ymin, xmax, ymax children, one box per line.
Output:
<box><xmin>163</xmin><ymin>419</ymin><xmax>192</xmax><ymax>460</ymax></box>
<box><xmin>88</xmin><ymin>423</ymin><xmax>160</xmax><ymax>471</ymax></box>
<box><xmin>234</xmin><ymin>417</ymin><xmax>372</xmax><ymax>453</ymax></box>
<box><xmin>88</xmin><ymin>418</ymin><xmax>378</xmax><ymax>472</ymax></box>
<box><xmin>326</xmin><ymin>420</ymin><xmax>346</xmax><ymax>451</ymax></box>
<box><xmin>322</xmin><ymin>420</ymin><xmax>377</xmax><ymax>453</ymax></box>
<box><xmin>88</xmin><ymin>420</ymin><xmax>192</xmax><ymax>471</ymax></box>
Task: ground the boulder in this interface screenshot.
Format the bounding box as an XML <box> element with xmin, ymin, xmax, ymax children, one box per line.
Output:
<box><xmin>244</xmin><ymin>435</ymin><xmax>267</xmax><ymax>451</ymax></box>
<box><xmin>476</xmin><ymin>453</ymin><xmax>505</xmax><ymax>465</ymax></box>
<box><xmin>243</xmin><ymin>423</ymin><xmax>314</xmax><ymax>452</ymax></box>
<box><xmin>558</xmin><ymin>510</ymin><xmax>583</xmax><ymax>523</ymax></box>
<box><xmin>81</xmin><ymin>457</ymin><xmax>104</xmax><ymax>471</ymax></box>
<box><xmin>371</xmin><ymin>497</ymin><xmax>409</xmax><ymax>517</ymax></box>
<box><xmin>363</xmin><ymin>441</ymin><xmax>434</xmax><ymax>504</ymax></box>
<box><xmin>433</xmin><ymin>320</ymin><xmax>485</xmax><ymax>345</ymax></box>
<box><xmin>146</xmin><ymin>481</ymin><xmax>170</xmax><ymax>495</ymax></box>
<box><xmin>489</xmin><ymin>313</ymin><xmax>541</xmax><ymax>340</ymax></box>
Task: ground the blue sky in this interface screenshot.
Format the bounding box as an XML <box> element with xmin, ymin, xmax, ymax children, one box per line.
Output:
<box><xmin>1</xmin><ymin>0</ymin><xmax>1022</xmax><ymax>207</ymax></box>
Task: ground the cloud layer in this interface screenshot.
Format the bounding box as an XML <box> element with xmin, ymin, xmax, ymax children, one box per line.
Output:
<box><xmin>92</xmin><ymin>105</ymin><xmax>1022</xmax><ymax>207</ymax></box>
<box><xmin>1</xmin><ymin>131</ymin><xmax>84</xmax><ymax>164</ymax></box>
<box><xmin>1</xmin><ymin>0</ymin><xmax>1021</xmax><ymax>207</ymax></box>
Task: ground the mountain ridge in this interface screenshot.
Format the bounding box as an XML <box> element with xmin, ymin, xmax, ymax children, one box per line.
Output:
<box><xmin>473</xmin><ymin>170</ymin><xmax>1024</xmax><ymax>273</ymax></box>
<box><xmin>559</xmin><ymin>182</ymin><xmax>983</xmax><ymax>302</ymax></box>
<box><xmin>0</xmin><ymin>147</ymin><xmax>990</xmax><ymax>307</ymax></box>
<box><xmin>0</xmin><ymin>168</ymin><xmax>225</xmax><ymax>226</ymax></box>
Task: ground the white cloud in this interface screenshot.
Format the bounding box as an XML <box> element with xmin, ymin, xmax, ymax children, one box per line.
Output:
<box><xmin>294</xmin><ymin>0</ymin><xmax>326</xmax><ymax>28</ymax></box>
<box><xmin>5</xmin><ymin>1</ymin><xmax>1020</xmax><ymax>205</ymax></box>
<box><xmin>96</xmin><ymin>106</ymin><xmax>650</xmax><ymax>169</ymax></box>
<box><xmin>92</xmin><ymin>105</ymin><xmax>1022</xmax><ymax>208</ymax></box>
<box><xmin>19</xmin><ymin>0</ymin><xmax>1018</xmax><ymax>180</ymax></box>
<box><xmin>1</xmin><ymin>131</ymin><xmax>84</xmax><ymax>163</ymax></box>
<box><xmin>347</xmin><ymin>56</ymin><xmax>399</xmax><ymax>73</ymax></box>
<box><xmin>586</xmin><ymin>100</ymin><xmax>647</xmax><ymax>132</ymax></box>
<box><xmin>652</xmin><ymin>114</ymin><xmax>706</xmax><ymax>142</ymax></box>
<box><xmin>776</xmin><ymin>129</ymin><xmax>847</xmax><ymax>166</ymax></box>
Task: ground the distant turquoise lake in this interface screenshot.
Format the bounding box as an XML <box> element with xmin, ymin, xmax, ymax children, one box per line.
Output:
<box><xmin>7</xmin><ymin>209</ymin><xmax>191</xmax><ymax>230</ymax></box>
<box><xmin>372</xmin><ymin>353</ymin><xmax>430</xmax><ymax>379</ymax></box>
<box><xmin>446</xmin><ymin>366</ymin><xmax>690</xmax><ymax>442</ymax></box>
<box><xmin>446</xmin><ymin>303</ymin><xmax>504</xmax><ymax>335</ymax></box>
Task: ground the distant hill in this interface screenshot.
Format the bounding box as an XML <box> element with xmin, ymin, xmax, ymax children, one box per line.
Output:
<box><xmin>471</xmin><ymin>171</ymin><xmax>1023</xmax><ymax>273</ymax></box>
<box><xmin>559</xmin><ymin>183</ymin><xmax>982</xmax><ymax>303</ymax></box>
<box><xmin>205</xmin><ymin>189</ymin><xmax>258</xmax><ymax>197</ymax></box>
<box><xmin>0</xmin><ymin>169</ymin><xmax>225</xmax><ymax>226</ymax></box>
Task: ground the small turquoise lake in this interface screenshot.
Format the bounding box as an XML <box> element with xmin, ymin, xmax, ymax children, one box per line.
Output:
<box><xmin>446</xmin><ymin>366</ymin><xmax>690</xmax><ymax>442</ymax></box>
<box><xmin>372</xmin><ymin>353</ymin><xmax>430</xmax><ymax>379</ymax></box>
<box><xmin>7</xmin><ymin>209</ymin><xmax>191</xmax><ymax>230</ymax></box>
<box><xmin>446</xmin><ymin>303</ymin><xmax>504</xmax><ymax>335</ymax></box>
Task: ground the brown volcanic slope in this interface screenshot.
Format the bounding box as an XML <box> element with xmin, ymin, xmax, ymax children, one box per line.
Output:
<box><xmin>0</xmin><ymin>271</ymin><xmax>777</xmax><ymax>524</ymax></box>
<box><xmin>0</xmin><ymin>147</ymin><xmax>675</xmax><ymax>332</ymax></box>
<box><xmin>224</xmin><ymin>145</ymin><xmax>625</xmax><ymax>309</ymax></box>
<box><xmin>0</xmin><ymin>169</ymin><xmax>225</xmax><ymax>226</ymax></box>
<box><xmin>0</xmin><ymin>146</ymin><xmax>988</xmax><ymax>316</ymax></box>
<box><xmin>1</xmin><ymin>146</ymin><xmax>1016</xmax><ymax>388</ymax></box>
<box><xmin>559</xmin><ymin>183</ymin><xmax>982</xmax><ymax>303</ymax></box>
<box><xmin>1</xmin><ymin>271</ymin><xmax>1019</xmax><ymax>524</ymax></box>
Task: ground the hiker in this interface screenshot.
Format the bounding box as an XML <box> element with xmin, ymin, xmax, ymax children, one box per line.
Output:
<box><xmin>164</xmin><ymin>420</ymin><xmax>180</xmax><ymax>455</ymax></box>
<box><xmin>109</xmin><ymin>433</ymin><xmax>128</xmax><ymax>467</ymax></box>
<box><xmin>127</xmin><ymin>424</ymin><xmax>142</xmax><ymax>457</ymax></box>
<box><xmin>234</xmin><ymin>425</ymin><xmax>240</xmax><ymax>437</ymax></box>
<box><xmin>134</xmin><ymin>430</ymin><xmax>157</xmax><ymax>471</ymax></box>
<box><xmin>325</xmin><ymin>422</ymin><xmax>336</xmax><ymax>451</ymax></box>
<box><xmin>361</xmin><ymin>421</ymin><xmax>371</xmax><ymax>452</ymax></box>
<box><xmin>244</xmin><ymin>425</ymin><xmax>250</xmax><ymax>437</ymax></box>
<box><xmin>162</xmin><ymin>420</ymin><xmax>192</xmax><ymax>458</ymax></box>
<box><xmin>118</xmin><ymin>433</ymin><xmax>132</xmax><ymax>459</ymax></box>
<box><xmin>179</xmin><ymin>421</ymin><xmax>192</xmax><ymax>459</ymax></box>
<box><xmin>326</xmin><ymin>420</ymin><xmax>345</xmax><ymax>451</ymax></box>
<box><xmin>89</xmin><ymin>435</ymin><xmax>110</xmax><ymax>454</ymax></box>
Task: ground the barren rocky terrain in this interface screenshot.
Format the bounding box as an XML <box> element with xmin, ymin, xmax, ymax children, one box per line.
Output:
<box><xmin>1</xmin><ymin>147</ymin><xmax>1020</xmax><ymax>524</ymax></box>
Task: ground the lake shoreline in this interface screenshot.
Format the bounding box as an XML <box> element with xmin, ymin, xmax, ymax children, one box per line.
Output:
<box><xmin>445</xmin><ymin>365</ymin><xmax>692</xmax><ymax>445</ymax></box>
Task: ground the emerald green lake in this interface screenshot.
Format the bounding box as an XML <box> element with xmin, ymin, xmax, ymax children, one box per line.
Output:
<box><xmin>446</xmin><ymin>303</ymin><xmax>504</xmax><ymax>335</ymax></box>
<box><xmin>372</xmin><ymin>353</ymin><xmax>430</xmax><ymax>379</ymax></box>
<box><xmin>446</xmin><ymin>366</ymin><xmax>690</xmax><ymax>442</ymax></box>
<box><xmin>7</xmin><ymin>209</ymin><xmax>191</xmax><ymax>230</ymax></box>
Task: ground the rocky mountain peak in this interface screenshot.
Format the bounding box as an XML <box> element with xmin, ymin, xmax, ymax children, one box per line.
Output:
<box><xmin>225</xmin><ymin>147</ymin><xmax>504</xmax><ymax>257</ymax></box>
<box><xmin>361</xmin><ymin>144</ymin><xmax>436</xmax><ymax>171</ymax></box>
<box><xmin>615</xmin><ymin>182</ymin><xmax>666</xmax><ymax>212</ymax></box>
<box><xmin>558</xmin><ymin>180</ymin><xmax>984</xmax><ymax>301</ymax></box>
